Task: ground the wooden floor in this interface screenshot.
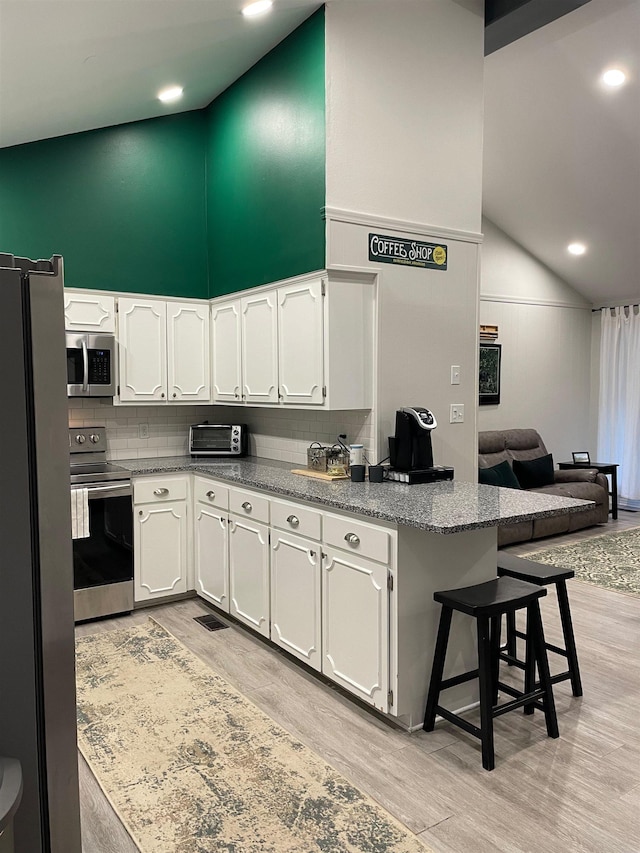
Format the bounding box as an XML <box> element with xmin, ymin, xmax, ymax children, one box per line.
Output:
<box><xmin>76</xmin><ymin>511</ymin><xmax>640</xmax><ymax>853</ymax></box>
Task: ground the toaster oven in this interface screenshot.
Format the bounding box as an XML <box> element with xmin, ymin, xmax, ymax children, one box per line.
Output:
<box><xmin>189</xmin><ymin>423</ymin><xmax>247</xmax><ymax>457</ymax></box>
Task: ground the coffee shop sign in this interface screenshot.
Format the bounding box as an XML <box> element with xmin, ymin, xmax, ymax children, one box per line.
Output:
<box><xmin>368</xmin><ymin>233</ymin><xmax>447</xmax><ymax>271</ymax></box>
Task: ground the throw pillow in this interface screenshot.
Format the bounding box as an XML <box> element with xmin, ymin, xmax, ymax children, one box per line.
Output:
<box><xmin>478</xmin><ymin>460</ymin><xmax>521</xmax><ymax>489</ymax></box>
<box><xmin>513</xmin><ymin>454</ymin><xmax>555</xmax><ymax>489</ymax></box>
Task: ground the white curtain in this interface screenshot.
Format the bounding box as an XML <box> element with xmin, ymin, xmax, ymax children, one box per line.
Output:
<box><xmin>597</xmin><ymin>306</ymin><xmax>640</xmax><ymax>510</ymax></box>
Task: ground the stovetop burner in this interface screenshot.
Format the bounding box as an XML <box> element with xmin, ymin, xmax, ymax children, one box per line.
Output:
<box><xmin>70</xmin><ymin>462</ymin><xmax>130</xmax><ymax>485</ymax></box>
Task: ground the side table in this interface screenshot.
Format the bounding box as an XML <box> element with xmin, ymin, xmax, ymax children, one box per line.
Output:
<box><xmin>558</xmin><ymin>462</ymin><xmax>619</xmax><ymax>520</ymax></box>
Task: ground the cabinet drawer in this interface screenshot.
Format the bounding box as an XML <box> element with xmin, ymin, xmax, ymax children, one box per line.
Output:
<box><xmin>194</xmin><ymin>476</ymin><xmax>229</xmax><ymax>509</ymax></box>
<box><xmin>134</xmin><ymin>476</ymin><xmax>188</xmax><ymax>504</ymax></box>
<box><xmin>229</xmin><ymin>487</ymin><xmax>270</xmax><ymax>524</ymax></box>
<box><xmin>323</xmin><ymin>513</ymin><xmax>390</xmax><ymax>564</ymax></box>
<box><xmin>271</xmin><ymin>498</ymin><xmax>322</xmax><ymax>541</ymax></box>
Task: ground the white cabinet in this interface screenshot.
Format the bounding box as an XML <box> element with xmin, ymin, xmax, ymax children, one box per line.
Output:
<box><xmin>134</xmin><ymin>476</ymin><xmax>189</xmax><ymax>602</ymax></box>
<box><xmin>241</xmin><ymin>291</ymin><xmax>279</xmax><ymax>405</ymax></box>
<box><xmin>118</xmin><ymin>298</ymin><xmax>167</xmax><ymax>402</ymax></box>
<box><xmin>194</xmin><ymin>477</ymin><xmax>229</xmax><ymax>611</ymax></box>
<box><xmin>211</xmin><ymin>300</ymin><xmax>242</xmax><ymax>403</ymax></box>
<box><xmin>209</xmin><ymin>273</ymin><xmax>374</xmax><ymax>410</ymax></box>
<box><xmin>277</xmin><ymin>279</ymin><xmax>324</xmax><ymax>406</ymax></box>
<box><xmin>64</xmin><ymin>291</ymin><xmax>115</xmax><ymax>332</ymax></box>
<box><xmin>229</xmin><ymin>514</ymin><xmax>270</xmax><ymax>638</ymax></box>
<box><xmin>270</xmin><ymin>497</ymin><xmax>322</xmax><ymax>670</ymax></box>
<box><xmin>322</xmin><ymin>546</ymin><xmax>390</xmax><ymax>713</ymax></box>
<box><xmin>118</xmin><ymin>298</ymin><xmax>210</xmax><ymax>404</ymax></box>
<box><xmin>167</xmin><ymin>302</ymin><xmax>211</xmax><ymax>402</ymax></box>
<box><xmin>321</xmin><ymin>512</ymin><xmax>393</xmax><ymax>714</ymax></box>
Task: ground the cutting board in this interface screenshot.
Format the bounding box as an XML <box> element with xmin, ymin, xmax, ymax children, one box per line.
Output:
<box><xmin>291</xmin><ymin>468</ymin><xmax>350</xmax><ymax>481</ymax></box>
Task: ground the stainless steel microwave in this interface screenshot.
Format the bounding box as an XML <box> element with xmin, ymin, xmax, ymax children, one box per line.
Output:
<box><xmin>66</xmin><ymin>333</ymin><xmax>116</xmax><ymax>397</ymax></box>
<box><xmin>189</xmin><ymin>423</ymin><xmax>248</xmax><ymax>457</ymax></box>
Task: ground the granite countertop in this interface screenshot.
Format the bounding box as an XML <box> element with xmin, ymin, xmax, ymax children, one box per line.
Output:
<box><xmin>118</xmin><ymin>455</ymin><xmax>595</xmax><ymax>535</ymax></box>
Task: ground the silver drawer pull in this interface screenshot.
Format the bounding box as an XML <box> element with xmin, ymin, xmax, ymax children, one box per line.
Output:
<box><xmin>206</xmin><ymin>490</ymin><xmax>216</xmax><ymax>500</ymax></box>
<box><xmin>241</xmin><ymin>501</ymin><xmax>252</xmax><ymax>512</ymax></box>
<box><xmin>287</xmin><ymin>514</ymin><xmax>300</xmax><ymax>527</ymax></box>
<box><xmin>345</xmin><ymin>532</ymin><xmax>360</xmax><ymax>546</ymax></box>
<box><xmin>153</xmin><ymin>488</ymin><xmax>169</xmax><ymax>497</ymax></box>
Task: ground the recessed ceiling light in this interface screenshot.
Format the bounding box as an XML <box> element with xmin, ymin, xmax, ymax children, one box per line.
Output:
<box><xmin>242</xmin><ymin>0</ymin><xmax>273</xmax><ymax>18</ymax></box>
<box><xmin>602</xmin><ymin>68</ymin><xmax>626</xmax><ymax>87</ymax></box>
<box><xmin>567</xmin><ymin>243</ymin><xmax>587</xmax><ymax>256</ymax></box>
<box><xmin>158</xmin><ymin>86</ymin><xmax>183</xmax><ymax>103</ymax></box>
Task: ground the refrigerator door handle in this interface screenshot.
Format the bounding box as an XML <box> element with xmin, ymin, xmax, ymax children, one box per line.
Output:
<box><xmin>81</xmin><ymin>337</ymin><xmax>89</xmax><ymax>392</ymax></box>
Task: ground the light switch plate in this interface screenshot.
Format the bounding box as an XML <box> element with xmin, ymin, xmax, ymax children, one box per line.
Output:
<box><xmin>451</xmin><ymin>365</ymin><xmax>461</xmax><ymax>385</ymax></box>
<box><xmin>450</xmin><ymin>404</ymin><xmax>464</xmax><ymax>424</ymax></box>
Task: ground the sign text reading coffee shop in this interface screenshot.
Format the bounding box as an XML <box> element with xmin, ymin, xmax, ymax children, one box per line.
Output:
<box><xmin>368</xmin><ymin>233</ymin><xmax>448</xmax><ymax>271</ymax></box>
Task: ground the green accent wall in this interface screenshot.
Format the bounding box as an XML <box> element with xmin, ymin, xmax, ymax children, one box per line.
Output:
<box><xmin>0</xmin><ymin>112</ymin><xmax>208</xmax><ymax>298</ymax></box>
<box><xmin>205</xmin><ymin>8</ymin><xmax>326</xmax><ymax>297</ymax></box>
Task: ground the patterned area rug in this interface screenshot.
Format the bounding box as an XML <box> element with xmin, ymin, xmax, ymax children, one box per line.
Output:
<box><xmin>76</xmin><ymin>619</ymin><xmax>433</xmax><ymax>853</ymax></box>
<box><xmin>527</xmin><ymin>527</ymin><xmax>640</xmax><ymax>596</ymax></box>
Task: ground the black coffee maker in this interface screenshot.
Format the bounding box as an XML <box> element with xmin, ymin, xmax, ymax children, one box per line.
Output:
<box><xmin>389</xmin><ymin>407</ymin><xmax>436</xmax><ymax>471</ymax></box>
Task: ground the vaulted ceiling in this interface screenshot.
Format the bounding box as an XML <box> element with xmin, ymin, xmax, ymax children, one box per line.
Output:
<box><xmin>0</xmin><ymin>0</ymin><xmax>637</xmax><ymax>305</ymax></box>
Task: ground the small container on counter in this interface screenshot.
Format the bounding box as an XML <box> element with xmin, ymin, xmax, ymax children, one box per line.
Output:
<box><xmin>350</xmin><ymin>464</ymin><xmax>366</xmax><ymax>482</ymax></box>
<box><xmin>349</xmin><ymin>444</ymin><xmax>364</xmax><ymax>467</ymax></box>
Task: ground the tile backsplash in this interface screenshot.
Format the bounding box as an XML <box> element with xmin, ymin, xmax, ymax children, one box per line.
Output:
<box><xmin>68</xmin><ymin>400</ymin><xmax>375</xmax><ymax>466</ymax></box>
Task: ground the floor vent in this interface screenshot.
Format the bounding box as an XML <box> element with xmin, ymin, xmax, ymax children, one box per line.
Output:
<box><xmin>193</xmin><ymin>614</ymin><xmax>229</xmax><ymax>632</ymax></box>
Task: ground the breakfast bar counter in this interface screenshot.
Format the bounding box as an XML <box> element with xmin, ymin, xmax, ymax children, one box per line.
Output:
<box><xmin>121</xmin><ymin>455</ymin><xmax>594</xmax><ymax>729</ymax></box>
<box><xmin>119</xmin><ymin>455</ymin><xmax>593</xmax><ymax>534</ymax></box>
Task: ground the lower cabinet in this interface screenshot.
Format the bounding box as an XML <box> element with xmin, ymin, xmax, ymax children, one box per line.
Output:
<box><xmin>228</xmin><ymin>514</ymin><xmax>270</xmax><ymax>638</ymax></box>
<box><xmin>322</xmin><ymin>547</ymin><xmax>390</xmax><ymax>714</ymax></box>
<box><xmin>133</xmin><ymin>475</ymin><xmax>189</xmax><ymax>603</ymax></box>
<box><xmin>270</xmin><ymin>530</ymin><xmax>321</xmax><ymax>671</ymax></box>
<box><xmin>194</xmin><ymin>501</ymin><xmax>229</xmax><ymax>612</ymax></box>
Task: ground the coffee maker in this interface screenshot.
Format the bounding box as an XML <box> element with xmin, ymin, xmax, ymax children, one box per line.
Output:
<box><xmin>388</xmin><ymin>407</ymin><xmax>454</xmax><ymax>484</ymax></box>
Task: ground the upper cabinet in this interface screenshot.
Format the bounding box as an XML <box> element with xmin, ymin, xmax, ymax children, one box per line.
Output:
<box><xmin>211</xmin><ymin>274</ymin><xmax>374</xmax><ymax>411</ymax></box>
<box><xmin>64</xmin><ymin>291</ymin><xmax>115</xmax><ymax>332</ymax></box>
<box><xmin>118</xmin><ymin>298</ymin><xmax>210</xmax><ymax>404</ymax></box>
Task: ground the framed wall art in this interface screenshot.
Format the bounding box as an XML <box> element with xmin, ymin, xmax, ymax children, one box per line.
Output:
<box><xmin>479</xmin><ymin>342</ymin><xmax>501</xmax><ymax>405</ymax></box>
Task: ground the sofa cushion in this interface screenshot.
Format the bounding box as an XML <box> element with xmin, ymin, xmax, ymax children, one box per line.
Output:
<box><xmin>513</xmin><ymin>454</ymin><xmax>555</xmax><ymax>489</ymax></box>
<box><xmin>478</xmin><ymin>460</ymin><xmax>521</xmax><ymax>489</ymax></box>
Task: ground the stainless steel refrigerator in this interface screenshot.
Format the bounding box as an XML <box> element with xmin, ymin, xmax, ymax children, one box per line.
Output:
<box><xmin>0</xmin><ymin>254</ymin><xmax>82</xmax><ymax>852</ymax></box>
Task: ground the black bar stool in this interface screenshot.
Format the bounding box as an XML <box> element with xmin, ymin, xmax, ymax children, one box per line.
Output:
<box><xmin>497</xmin><ymin>552</ymin><xmax>582</xmax><ymax>699</ymax></box>
<box><xmin>423</xmin><ymin>576</ymin><xmax>559</xmax><ymax>771</ymax></box>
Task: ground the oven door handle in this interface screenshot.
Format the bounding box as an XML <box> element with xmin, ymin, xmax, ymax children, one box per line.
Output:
<box><xmin>74</xmin><ymin>483</ymin><xmax>132</xmax><ymax>499</ymax></box>
<box><xmin>81</xmin><ymin>338</ymin><xmax>89</xmax><ymax>392</ymax></box>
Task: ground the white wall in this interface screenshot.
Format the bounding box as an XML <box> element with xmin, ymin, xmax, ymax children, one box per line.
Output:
<box><xmin>325</xmin><ymin>0</ymin><xmax>484</xmax><ymax>235</ymax></box>
<box><xmin>328</xmin><ymin>218</ymin><xmax>481</xmax><ymax>481</ymax></box>
<box><xmin>479</xmin><ymin>218</ymin><xmax>594</xmax><ymax>462</ymax></box>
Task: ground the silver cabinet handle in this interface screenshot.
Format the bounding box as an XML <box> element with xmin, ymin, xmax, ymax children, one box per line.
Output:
<box><xmin>206</xmin><ymin>490</ymin><xmax>216</xmax><ymax>500</ymax></box>
<box><xmin>153</xmin><ymin>488</ymin><xmax>169</xmax><ymax>497</ymax></box>
<box><xmin>241</xmin><ymin>501</ymin><xmax>252</xmax><ymax>512</ymax></box>
<box><xmin>345</xmin><ymin>532</ymin><xmax>360</xmax><ymax>546</ymax></box>
<box><xmin>287</xmin><ymin>514</ymin><xmax>300</xmax><ymax>528</ymax></box>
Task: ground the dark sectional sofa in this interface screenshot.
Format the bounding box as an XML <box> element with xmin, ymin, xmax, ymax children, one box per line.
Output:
<box><xmin>479</xmin><ymin>428</ymin><xmax>609</xmax><ymax>547</ymax></box>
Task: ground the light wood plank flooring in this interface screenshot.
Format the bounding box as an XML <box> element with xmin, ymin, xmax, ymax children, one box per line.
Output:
<box><xmin>77</xmin><ymin>511</ymin><xmax>640</xmax><ymax>853</ymax></box>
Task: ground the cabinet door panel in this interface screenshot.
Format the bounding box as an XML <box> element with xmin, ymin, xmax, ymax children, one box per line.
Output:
<box><xmin>241</xmin><ymin>292</ymin><xmax>278</xmax><ymax>404</ymax></box>
<box><xmin>64</xmin><ymin>292</ymin><xmax>115</xmax><ymax>332</ymax></box>
<box><xmin>229</xmin><ymin>517</ymin><xmax>270</xmax><ymax>637</ymax></box>
<box><xmin>167</xmin><ymin>302</ymin><xmax>211</xmax><ymax>402</ymax></box>
<box><xmin>118</xmin><ymin>298</ymin><xmax>167</xmax><ymax>402</ymax></box>
<box><xmin>212</xmin><ymin>301</ymin><xmax>242</xmax><ymax>403</ymax></box>
<box><xmin>271</xmin><ymin>532</ymin><xmax>321</xmax><ymax>671</ymax></box>
<box><xmin>195</xmin><ymin>503</ymin><xmax>229</xmax><ymax>611</ymax></box>
<box><xmin>278</xmin><ymin>279</ymin><xmax>324</xmax><ymax>405</ymax></box>
<box><xmin>322</xmin><ymin>548</ymin><xmax>389</xmax><ymax>712</ymax></box>
<box><xmin>134</xmin><ymin>501</ymin><xmax>187</xmax><ymax>601</ymax></box>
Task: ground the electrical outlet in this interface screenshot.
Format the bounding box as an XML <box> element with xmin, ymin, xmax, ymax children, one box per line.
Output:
<box><xmin>450</xmin><ymin>404</ymin><xmax>464</xmax><ymax>424</ymax></box>
<box><xmin>138</xmin><ymin>423</ymin><xmax>149</xmax><ymax>439</ymax></box>
<box><xmin>450</xmin><ymin>365</ymin><xmax>461</xmax><ymax>385</ymax></box>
